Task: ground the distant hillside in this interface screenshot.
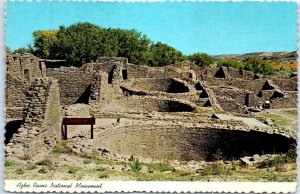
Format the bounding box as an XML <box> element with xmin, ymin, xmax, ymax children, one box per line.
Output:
<box><xmin>214</xmin><ymin>51</ymin><xmax>297</xmax><ymax>64</ymax></box>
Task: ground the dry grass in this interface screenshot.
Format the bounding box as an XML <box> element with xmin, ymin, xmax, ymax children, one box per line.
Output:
<box><xmin>4</xmin><ymin>154</ymin><xmax>297</xmax><ymax>182</ymax></box>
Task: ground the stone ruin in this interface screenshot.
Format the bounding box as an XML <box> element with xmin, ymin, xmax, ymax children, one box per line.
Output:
<box><xmin>5</xmin><ymin>49</ymin><xmax>297</xmax><ymax>161</ymax></box>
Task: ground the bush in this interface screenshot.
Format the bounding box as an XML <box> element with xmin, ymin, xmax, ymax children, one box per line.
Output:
<box><xmin>83</xmin><ymin>159</ymin><xmax>92</xmax><ymax>164</ymax></box>
<box><xmin>36</xmin><ymin>159</ymin><xmax>52</xmax><ymax>166</ymax></box>
<box><xmin>99</xmin><ymin>172</ymin><xmax>109</xmax><ymax>179</ymax></box>
<box><xmin>52</xmin><ymin>142</ymin><xmax>72</xmax><ymax>154</ymax></box>
<box><xmin>16</xmin><ymin>168</ymin><xmax>25</xmax><ymax>175</ymax></box>
<box><xmin>148</xmin><ymin>162</ymin><xmax>175</xmax><ymax>172</ymax></box>
<box><xmin>130</xmin><ymin>159</ymin><xmax>142</xmax><ymax>172</ymax></box>
<box><xmin>285</xmin><ymin>144</ymin><xmax>297</xmax><ymax>163</ymax></box>
<box><xmin>200</xmin><ymin>162</ymin><xmax>231</xmax><ymax>176</ymax></box>
<box><xmin>5</xmin><ymin>160</ymin><xmax>15</xmax><ymax>167</ymax></box>
<box><xmin>38</xmin><ymin>167</ymin><xmax>48</xmax><ymax>174</ymax></box>
<box><xmin>91</xmin><ymin>149</ymin><xmax>99</xmax><ymax>160</ymax></box>
<box><xmin>96</xmin><ymin>167</ymin><xmax>106</xmax><ymax>172</ymax></box>
<box><xmin>188</xmin><ymin>52</ymin><xmax>214</xmax><ymax>68</ymax></box>
<box><xmin>68</xmin><ymin>167</ymin><xmax>79</xmax><ymax>174</ymax></box>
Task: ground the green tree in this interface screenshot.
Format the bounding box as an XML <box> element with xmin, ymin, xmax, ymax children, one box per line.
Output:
<box><xmin>13</xmin><ymin>45</ymin><xmax>35</xmax><ymax>54</ymax></box>
<box><xmin>244</xmin><ymin>57</ymin><xmax>275</xmax><ymax>75</ymax></box>
<box><xmin>188</xmin><ymin>52</ymin><xmax>214</xmax><ymax>68</ymax></box>
<box><xmin>149</xmin><ymin>42</ymin><xmax>183</xmax><ymax>66</ymax></box>
<box><xmin>217</xmin><ymin>58</ymin><xmax>244</xmax><ymax>69</ymax></box>
<box><xmin>53</xmin><ymin>23</ymin><xmax>102</xmax><ymax>65</ymax></box>
<box><xmin>33</xmin><ymin>30</ymin><xmax>58</xmax><ymax>58</ymax></box>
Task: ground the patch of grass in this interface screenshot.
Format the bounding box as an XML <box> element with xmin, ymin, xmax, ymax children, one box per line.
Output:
<box><xmin>5</xmin><ymin>160</ymin><xmax>16</xmax><ymax>167</ymax></box>
<box><xmin>200</xmin><ymin>162</ymin><xmax>232</xmax><ymax>176</ymax></box>
<box><xmin>16</xmin><ymin>168</ymin><xmax>25</xmax><ymax>175</ymax></box>
<box><xmin>231</xmin><ymin>160</ymin><xmax>239</xmax><ymax>171</ymax></box>
<box><xmin>257</xmin><ymin>154</ymin><xmax>294</xmax><ymax>172</ymax></box>
<box><xmin>258</xmin><ymin>112</ymin><xmax>293</xmax><ymax>128</ymax></box>
<box><xmin>52</xmin><ymin>141</ymin><xmax>72</xmax><ymax>154</ymax></box>
<box><xmin>148</xmin><ymin>162</ymin><xmax>175</xmax><ymax>172</ymax></box>
<box><xmin>179</xmin><ymin>171</ymin><xmax>192</xmax><ymax>176</ymax></box>
<box><xmin>26</xmin><ymin>164</ymin><xmax>37</xmax><ymax>170</ymax></box>
<box><xmin>130</xmin><ymin>159</ymin><xmax>142</xmax><ymax>172</ymax></box>
<box><xmin>68</xmin><ymin>167</ymin><xmax>79</xmax><ymax>174</ymax></box>
<box><xmin>83</xmin><ymin>159</ymin><xmax>92</xmax><ymax>164</ymax></box>
<box><xmin>36</xmin><ymin>159</ymin><xmax>52</xmax><ymax>167</ymax></box>
<box><xmin>99</xmin><ymin>172</ymin><xmax>109</xmax><ymax>179</ymax></box>
<box><xmin>38</xmin><ymin>167</ymin><xmax>48</xmax><ymax>174</ymax></box>
<box><xmin>283</xmin><ymin>109</ymin><xmax>298</xmax><ymax>116</ymax></box>
<box><xmin>91</xmin><ymin>149</ymin><xmax>99</xmax><ymax>160</ymax></box>
<box><xmin>96</xmin><ymin>167</ymin><xmax>106</xmax><ymax>172</ymax></box>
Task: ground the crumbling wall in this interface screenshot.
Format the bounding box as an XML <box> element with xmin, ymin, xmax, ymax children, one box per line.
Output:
<box><xmin>97</xmin><ymin>125</ymin><xmax>295</xmax><ymax>161</ymax></box>
<box><xmin>5</xmin><ymin>74</ymin><xmax>29</xmax><ymax>118</ymax></box>
<box><xmin>5</xmin><ymin>78</ymin><xmax>61</xmax><ymax>157</ymax></box>
<box><xmin>271</xmin><ymin>96</ymin><xmax>297</xmax><ymax>109</ymax></box>
<box><xmin>6</xmin><ymin>51</ymin><xmax>46</xmax><ymax>82</ymax></box>
<box><xmin>271</xmin><ymin>76</ymin><xmax>297</xmax><ymax>91</ymax></box>
<box><xmin>47</xmin><ymin>68</ymin><xmax>94</xmax><ymax>104</ymax></box>
<box><xmin>216</xmin><ymin>96</ymin><xmax>246</xmax><ymax>113</ymax></box>
<box><xmin>129</xmin><ymin>78</ymin><xmax>190</xmax><ymax>93</ymax></box>
<box><xmin>92</xmin><ymin>96</ymin><xmax>196</xmax><ymax>113</ymax></box>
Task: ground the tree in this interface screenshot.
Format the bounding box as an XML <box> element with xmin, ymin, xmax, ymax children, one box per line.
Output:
<box><xmin>32</xmin><ymin>22</ymin><xmax>153</xmax><ymax>66</ymax></box>
<box><xmin>188</xmin><ymin>52</ymin><xmax>214</xmax><ymax>68</ymax></box>
<box><xmin>33</xmin><ymin>30</ymin><xmax>58</xmax><ymax>58</ymax></box>
<box><xmin>149</xmin><ymin>42</ymin><xmax>183</xmax><ymax>66</ymax></box>
<box><xmin>13</xmin><ymin>45</ymin><xmax>35</xmax><ymax>54</ymax></box>
<box><xmin>53</xmin><ymin>23</ymin><xmax>102</xmax><ymax>65</ymax></box>
<box><xmin>217</xmin><ymin>58</ymin><xmax>244</xmax><ymax>69</ymax></box>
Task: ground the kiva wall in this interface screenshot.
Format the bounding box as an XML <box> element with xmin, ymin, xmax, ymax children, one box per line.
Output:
<box><xmin>97</xmin><ymin>125</ymin><xmax>295</xmax><ymax>161</ymax></box>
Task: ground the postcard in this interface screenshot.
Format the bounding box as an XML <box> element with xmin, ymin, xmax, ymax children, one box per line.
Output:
<box><xmin>4</xmin><ymin>0</ymin><xmax>298</xmax><ymax>193</ymax></box>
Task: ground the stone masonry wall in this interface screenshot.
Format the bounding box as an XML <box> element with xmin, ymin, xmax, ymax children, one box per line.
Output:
<box><xmin>6</xmin><ymin>50</ymin><xmax>46</xmax><ymax>82</ymax></box>
<box><xmin>47</xmin><ymin>68</ymin><xmax>94</xmax><ymax>104</ymax></box>
<box><xmin>98</xmin><ymin>125</ymin><xmax>295</xmax><ymax>161</ymax></box>
<box><xmin>5</xmin><ymin>74</ymin><xmax>30</xmax><ymax>118</ymax></box>
<box><xmin>5</xmin><ymin>78</ymin><xmax>61</xmax><ymax>157</ymax></box>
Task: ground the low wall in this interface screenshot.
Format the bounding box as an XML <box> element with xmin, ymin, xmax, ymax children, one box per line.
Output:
<box><xmin>97</xmin><ymin>125</ymin><xmax>295</xmax><ymax>161</ymax></box>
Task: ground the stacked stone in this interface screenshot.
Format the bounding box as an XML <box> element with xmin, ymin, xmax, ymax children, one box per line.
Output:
<box><xmin>5</xmin><ymin>77</ymin><xmax>61</xmax><ymax>157</ymax></box>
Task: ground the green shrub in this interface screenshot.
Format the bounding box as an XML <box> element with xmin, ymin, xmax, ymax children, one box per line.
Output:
<box><xmin>26</xmin><ymin>165</ymin><xmax>37</xmax><ymax>170</ymax></box>
<box><xmin>148</xmin><ymin>162</ymin><xmax>175</xmax><ymax>172</ymax></box>
<box><xmin>38</xmin><ymin>167</ymin><xmax>48</xmax><ymax>174</ymax></box>
<box><xmin>99</xmin><ymin>172</ymin><xmax>109</xmax><ymax>179</ymax></box>
<box><xmin>16</xmin><ymin>168</ymin><xmax>25</xmax><ymax>175</ymax></box>
<box><xmin>231</xmin><ymin>160</ymin><xmax>239</xmax><ymax>171</ymax></box>
<box><xmin>5</xmin><ymin>160</ymin><xmax>15</xmax><ymax>167</ymax></box>
<box><xmin>91</xmin><ymin>149</ymin><xmax>99</xmax><ymax>160</ymax></box>
<box><xmin>130</xmin><ymin>159</ymin><xmax>142</xmax><ymax>172</ymax></box>
<box><xmin>257</xmin><ymin>155</ymin><xmax>286</xmax><ymax>169</ymax></box>
<box><xmin>68</xmin><ymin>167</ymin><xmax>79</xmax><ymax>174</ymax></box>
<box><xmin>200</xmin><ymin>162</ymin><xmax>231</xmax><ymax>176</ymax></box>
<box><xmin>285</xmin><ymin>144</ymin><xmax>297</xmax><ymax>163</ymax></box>
<box><xmin>83</xmin><ymin>159</ymin><xmax>92</xmax><ymax>164</ymax></box>
<box><xmin>96</xmin><ymin>167</ymin><xmax>106</xmax><ymax>172</ymax></box>
<box><xmin>52</xmin><ymin>142</ymin><xmax>72</xmax><ymax>154</ymax></box>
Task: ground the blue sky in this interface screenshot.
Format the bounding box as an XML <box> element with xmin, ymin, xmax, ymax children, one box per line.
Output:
<box><xmin>6</xmin><ymin>1</ymin><xmax>298</xmax><ymax>55</ymax></box>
